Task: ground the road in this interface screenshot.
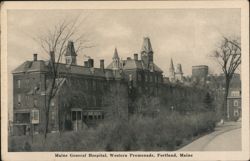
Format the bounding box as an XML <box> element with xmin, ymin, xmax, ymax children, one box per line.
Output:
<box><xmin>178</xmin><ymin>121</ymin><xmax>241</xmax><ymax>151</ymax></box>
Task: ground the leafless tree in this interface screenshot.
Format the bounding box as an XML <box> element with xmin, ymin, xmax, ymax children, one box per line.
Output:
<box><xmin>212</xmin><ymin>36</ymin><xmax>241</xmax><ymax>119</ymax></box>
<box><xmin>34</xmin><ymin>16</ymin><xmax>94</xmax><ymax>140</ymax></box>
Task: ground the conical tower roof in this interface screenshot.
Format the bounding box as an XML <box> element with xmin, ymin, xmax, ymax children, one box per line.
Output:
<box><xmin>65</xmin><ymin>41</ymin><xmax>77</xmax><ymax>56</ymax></box>
<box><xmin>112</xmin><ymin>48</ymin><xmax>119</xmax><ymax>59</ymax></box>
<box><xmin>141</xmin><ymin>37</ymin><xmax>153</xmax><ymax>53</ymax></box>
<box><xmin>170</xmin><ymin>58</ymin><xmax>174</xmax><ymax>70</ymax></box>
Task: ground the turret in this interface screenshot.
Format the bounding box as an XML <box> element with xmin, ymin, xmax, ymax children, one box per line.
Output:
<box><xmin>141</xmin><ymin>37</ymin><xmax>153</xmax><ymax>69</ymax></box>
<box><xmin>65</xmin><ymin>41</ymin><xmax>77</xmax><ymax>65</ymax></box>
<box><xmin>169</xmin><ymin>58</ymin><xmax>175</xmax><ymax>81</ymax></box>
<box><xmin>112</xmin><ymin>48</ymin><xmax>120</xmax><ymax>70</ymax></box>
<box><xmin>175</xmin><ymin>64</ymin><xmax>184</xmax><ymax>82</ymax></box>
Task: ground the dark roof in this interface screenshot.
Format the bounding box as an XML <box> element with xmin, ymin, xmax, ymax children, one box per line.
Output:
<box><xmin>123</xmin><ymin>59</ymin><xmax>163</xmax><ymax>72</ymax></box>
<box><xmin>12</xmin><ymin>60</ymin><xmax>48</xmax><ymax>74</ymax></box>
<box><xmin>107</xmin><ymin>59</ymin><xmax>163</xmax><ymax>73</ymax></box>
<box><xmin>106</xmin><ymin>62</ymin><xmax>113</xmax><ymax>69</ymax></box>
<box><xmin>123</xmin><ymin>59</ymin><xmax>143</xmax><ymax>70</ymax></box>
<box><xmin>12</xmin><ymin>60</ymin><xmax>118</xmax><ymax>79</ymax></box>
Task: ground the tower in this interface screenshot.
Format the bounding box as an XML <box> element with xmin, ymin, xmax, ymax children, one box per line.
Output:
<box><xmin>175</xmin><ymin>64</ymin><xmax>183</xmax><ymax>82</ymax></box>
<box><xmin>65</xmin><ymin>41</ymin><xmax>77</xmax><ymax>65</ymax></box>
<box><xmin>112</xmin><ymin>48</ymin><xmax>120</xmax><ymax>70</ymax></box>
<box><xmin>141</xmin><ymin>37</ymin><xmax>153</xmax><ymax>69</ymax></box>
<box><xmin>169</xmin><ymin>58</ymin><xmax>175</xmax><ymax>81</ymax></box>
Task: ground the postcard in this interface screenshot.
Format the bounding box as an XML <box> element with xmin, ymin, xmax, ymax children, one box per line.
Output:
<box><xmin>1</xmin><ymin>1</ymin><xmax>249</xmax><ymax>161</ymax></box>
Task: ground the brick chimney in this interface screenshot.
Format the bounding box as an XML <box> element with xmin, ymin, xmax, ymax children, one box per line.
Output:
<box><xmin>100</xmin><ymin>59</ymin><xmax>104</xmax><ymax>70</ymax></box>
<box><xmin>134</xmin><ymin>53</ymin><xmax>138</xmax><ymax>61</ymax></box>
<box><xmin>33</xmin><ymin>53</ymin><xmax>38</xmax><ymax>61</ymax></box>
<box><xmin>88</xmin><ymin>59</ymin><xmax>94</xmax><ymax>68</ymax></box>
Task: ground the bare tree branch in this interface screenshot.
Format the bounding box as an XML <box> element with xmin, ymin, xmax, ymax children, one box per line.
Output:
<box><xmin>210</xmin><ymin>36</ymin><xmax>241</xmax><ymax>119</ymax></box>
<box><xmin>33</xmin><ymin>16</ymin><xmax>94</xmax><ymax>141</ymax></box>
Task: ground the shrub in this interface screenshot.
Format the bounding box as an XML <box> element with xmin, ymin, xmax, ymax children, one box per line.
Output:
<box><xmin>9</xmin><ymin>111</ymin><xmax>217</xmax><ymax>151</ymax></box>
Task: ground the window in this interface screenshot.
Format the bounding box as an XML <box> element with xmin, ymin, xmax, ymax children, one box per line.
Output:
<box><xmin>72</xmin><ymin>111</ymin><xmax>76</xmax><ymax>121</ymax></box>
<box><xmin>77</xmin><ymin>111</ymin><xmax>81</xmax><ymax>120</ymax></box>
<box><xmin>85</xmin><ymin>80</ymin><xmax>88</xmax><ymax>90</ymax></box>
<box><xmin>231</xmin><ymin>91</ymin><xmax>240</xmax><ymax>97</ymax></box>
<box><xmin>129</xmin><ymin>74</ymin><xmax>133</xmax><ymax>81</ymax></box>
<box><xmin>25</xmin><ymin>95</ymin><xmax>29</xmax><ymax>105</ymax></box>
<box><xmin>138</xmin><ymin>73</ymin><xmax>142</xmax><ymax>81</ymax></box>
<box><xmin>34</xmin><ymin>99</ymin><xmax>38</xmax><ymax>107</ymax></box>
<box><xmin>51</xmin><ymin>111</ymin><xmax>55</xmax><ymax>121</ymax></box>
<box><xmin>50</xmin><ymin>100</ymin><xmax>55</xmax><ymax>107</ymax></box>
<box><xmin>233</xmin><ymin>100</ymin><xmax>239</xmax><ymax>106</ymax></box>
<box><xmin>93</xmin><ymin>96</ymin><xmax>96</xmax><ymax>106</ymax></box>
<box><xmin>138</xmin><ymin>86</ymin><xmax>142</xmax><ymax>93</ymax></box>
<box><xmin>145</xmin><ymin>75</ymin><xmax>148</xmax><ymax>82</ymax></box>
<box><xmin>31</xmin><ymin>110</ymin><xmax>39</xmax><ymax>124</ymax></box>
<box><xmin>150</xmin><ymin>75</ymin><xmax>153</xmax><ymax>82</ymax></box>
<box><xmin>234</xmin><ymin>109</ymin><xmax>239</xmax><ymax>116</ymax></box>
<box><xmin>93</xmin><ymin>80</ymin><xmax>96</xmax><ymax>91</ymax></box>
<box><xmin>17</xmin><ymin>80</ymin><xmax>21</xmax><ymax>88</ymax></box>
<box><xmin>17</xmin><ymin>94</ymin><xmax>21</xmax><ymax>103</ymax></box>
<box><xmin>26</xmin><ymin>79</ymin><xmax>30</xmax><ymax>87</ymax></box>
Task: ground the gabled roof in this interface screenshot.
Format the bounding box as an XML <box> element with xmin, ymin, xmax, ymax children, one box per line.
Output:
<box><xmin>12</xmin><ymin>60</ymin><xmax>48</xmax><ymax>74</ymax></box>
<box><xmin>106</xmin><ymin>58</ymin><xmax>163</xmax><ymax>73</ymax></box>
<box><xmin>123</xmin><ymin>59</ymin><xmax>143</xmax><ymax>70</ymax></box>
<box><xmin>153</xmin><ymin>63</ymin><xmax>163</xmax><ymax>73</ymax></box>
<box><xmin>106</xmin><ymin>62</ymin><xmax>113</xmax><ymax>69</ymax></box>
<box><xmin>123</xmin><ymin>59</ymin><xmax>163</xmax><ymax>72</ymax></box>
<box><xmin>12</xmin><ymin>60</ymin><xmax>118</xmax><ymax>79</ymax></box>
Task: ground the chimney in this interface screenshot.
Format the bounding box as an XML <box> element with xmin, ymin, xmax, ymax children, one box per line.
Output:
<box><xmin>88</xmin><ymin>58</ymin><xmax>94</xmax><ymax>68</ymax></box>
<box><xmin>100</xmin><ymin>59</ymin><xmax>104</xmax><ymax>70</ymax></box>
<box><xmin>134</xmin><ymin>53</ymin><xmax>138</xmax><ymax>61</ymax></box>
<box><xmin>50</xmin><ymin>51</ymin><xmax>55</xmax><ymax>62</ymax></box>
<box><xmin>33</xmin><ymin>53</ymin><xmax>38</xmax><ymax>61</ymax></box>
<box><xmin>84</xmin><ymin>61</ymin><xmax>89</xmax><ymax>67</ymax></box>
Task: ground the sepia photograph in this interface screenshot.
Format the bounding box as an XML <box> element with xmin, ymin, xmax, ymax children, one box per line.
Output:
<box><xmin>1</xmin><ymin>1</ymin><xmax>249</xmax><ymax>161</ymax></box>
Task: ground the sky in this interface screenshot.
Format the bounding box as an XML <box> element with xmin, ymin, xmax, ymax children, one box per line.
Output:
<box><xmin>7</xmin><ymin>9</ymin><xmax>240</xmax><ymax>119</ymax></box>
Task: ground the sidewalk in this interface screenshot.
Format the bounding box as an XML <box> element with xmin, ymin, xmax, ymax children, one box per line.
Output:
<box><xmin>178</xmin><ymin>121</ymin><xmax>241</xmax><ymax>151</ymax></box>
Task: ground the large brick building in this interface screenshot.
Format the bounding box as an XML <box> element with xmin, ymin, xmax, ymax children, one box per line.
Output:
<box><xmin>12</xmin><ymin>37</ymin><xmax>164</xmax><ymax>135</ymax></box>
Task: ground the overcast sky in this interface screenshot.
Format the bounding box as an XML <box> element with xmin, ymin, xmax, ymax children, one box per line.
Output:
<box><xmin>7</xmin><ymin>9</ymin><xmax>240</xmax><ymax>118</ymax></box>
<box><xmin>8</xmin><ymin>9</ymin><xmax>240</xmax><ymax>76</ymax></box>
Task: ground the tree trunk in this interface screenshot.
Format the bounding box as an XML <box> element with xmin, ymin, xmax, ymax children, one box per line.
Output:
<box><xmin>222</xmin><ymin>77</ymin><xmax>230</xmax><ymax>120</ymax></box>
<box><xmin>44</xmin><ymin>96</ymin><xmax>52</xmax><ymax>140</ymax></box>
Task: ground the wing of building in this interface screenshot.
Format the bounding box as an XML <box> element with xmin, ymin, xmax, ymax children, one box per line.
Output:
<box><xmin>12</xmin><ymin>37</ymin><xmax>164</xmax><ymax>135</ymax></box>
